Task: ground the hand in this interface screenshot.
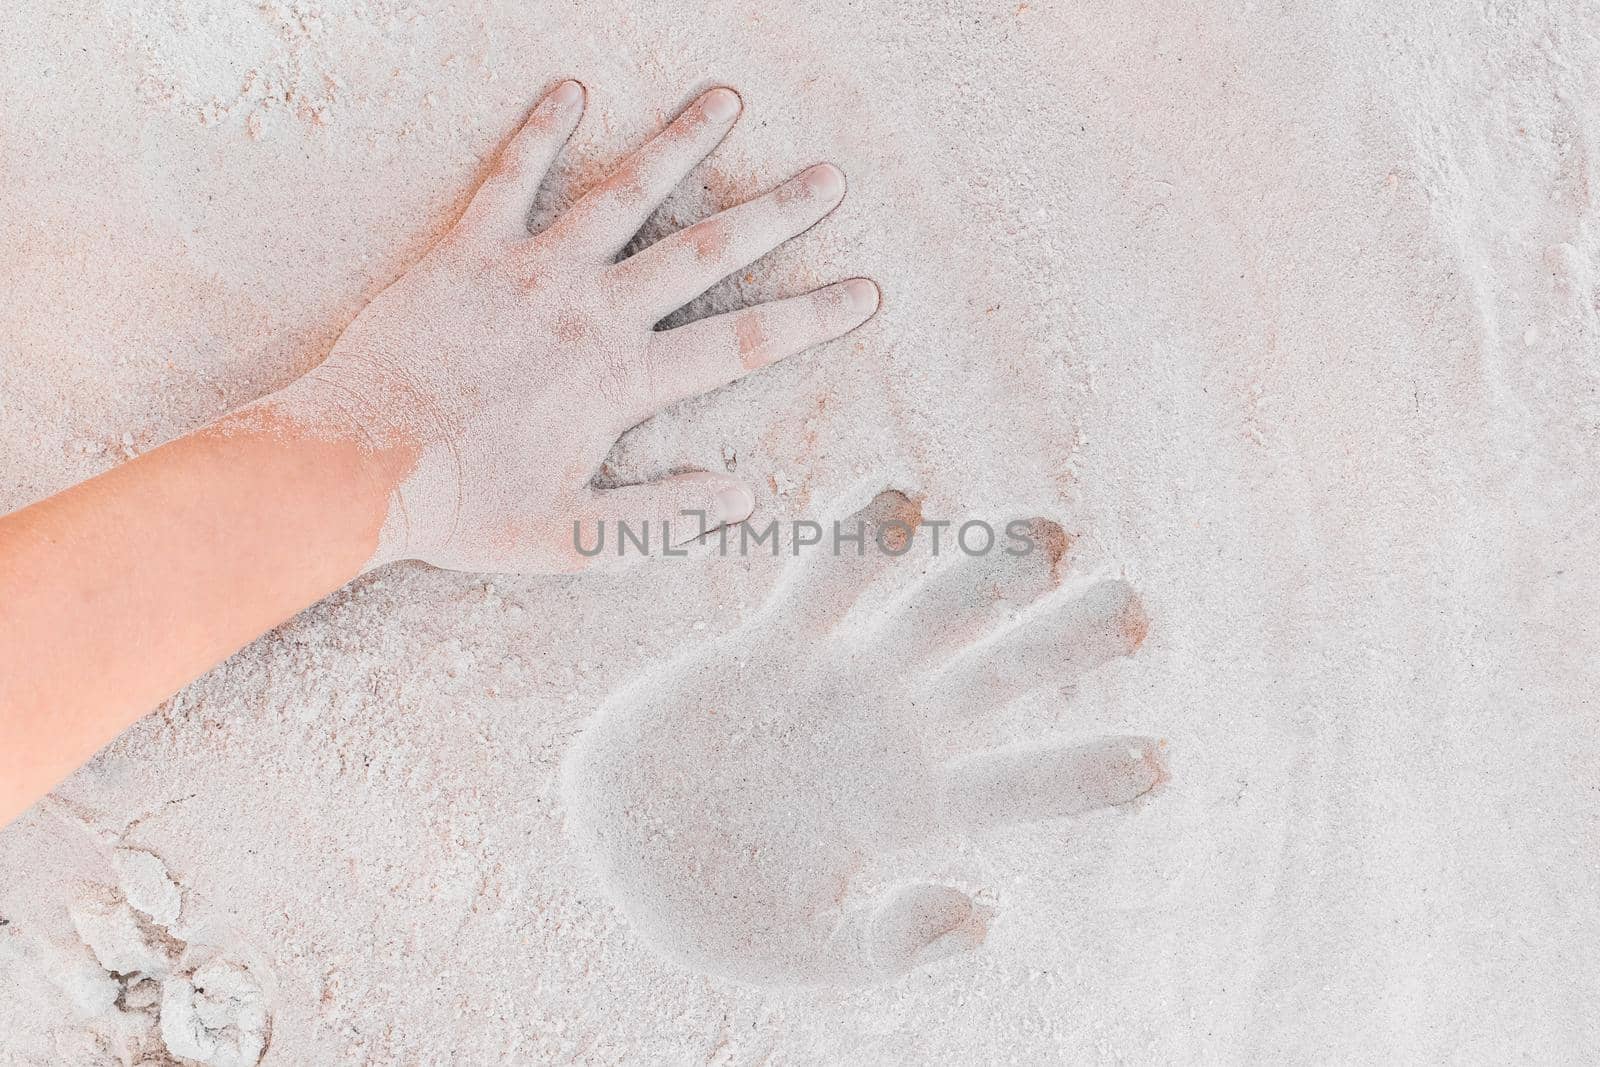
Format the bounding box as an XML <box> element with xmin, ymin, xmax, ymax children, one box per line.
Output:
<box><xmin>258</xmin><ymin>80</ymin><xmax>879</xmax><ymax>573</ymax></box>
<box><xmin>562</xmin><ymin>492</ymin><xmax>1165</xmax><ymax>986</ymax></box>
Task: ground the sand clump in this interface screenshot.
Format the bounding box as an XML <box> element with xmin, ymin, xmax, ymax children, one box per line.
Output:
<box><xmin>2</xmin><ymin>815</ymin><xmax>273</xmax><ymax>1065</ymax></box>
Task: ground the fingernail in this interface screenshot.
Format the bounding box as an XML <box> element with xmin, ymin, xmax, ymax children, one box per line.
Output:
<box><xmin>552</xmin><ymin>80</ymin><xmax>584</xmax><ymax>108</ymax></box>
<box><xmin>701</xmin><ymin>87</ymin><xmax>742</xmax><ymax>123</ymax></box>
<box><xmin>803</xmin><ymin>163</ymin><xmax>846</xmax><ymax>201</ymax></box>
<box><xmin>715</xmin><ymin>482</ymin><xmax>755</xmax><ymax>522</ymax></box>
<box><xmin>841</xmin><ymin>277</ymin><xmax>880</xmax><ymax>315</ymax></box>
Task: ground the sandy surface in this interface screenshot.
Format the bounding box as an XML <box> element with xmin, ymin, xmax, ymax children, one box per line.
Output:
<box><xmin>3</xmin><ymin>1</ymin><xmax>1599</xmax><ymax>1062</ymax></box>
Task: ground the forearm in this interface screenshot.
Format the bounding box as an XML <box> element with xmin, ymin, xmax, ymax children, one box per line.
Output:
<box><xmin>0</xmin><ymin>392</ymin><xmax>405</xmax><ymax>824</ymax></box>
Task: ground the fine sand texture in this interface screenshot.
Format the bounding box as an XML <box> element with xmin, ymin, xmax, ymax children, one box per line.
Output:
<box><xmin>3</xmin><ymin>2</ymin><xmax>1600</xmax><ymax>1063</ymax></box>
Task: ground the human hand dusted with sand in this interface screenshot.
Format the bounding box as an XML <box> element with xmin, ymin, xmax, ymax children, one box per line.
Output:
<box><xmin>266</xmin><ymin>80</ymin><xmax>876</xmax><ymax>572</ymax></box>
<box><xmin>0</xmin><ymin>81</ymin><xmax>875</xmax><ymax>826</ymax></box>
<box><xmin>563</xmin><ymin>492</ymin><xmax>1164</xmax><ymax>986</ymax></box>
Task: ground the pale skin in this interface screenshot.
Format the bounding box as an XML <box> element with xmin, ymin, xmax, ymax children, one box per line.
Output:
<box><xmin>0</xmin><ymin>81</ymin><xmax>880</xmax><ymax>827</ymax></box>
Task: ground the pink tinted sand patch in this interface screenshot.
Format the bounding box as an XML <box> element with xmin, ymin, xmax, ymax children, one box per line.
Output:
<box><xmin>689</xmin><ymin>221</ymin><xmax>730</xmax><ymax>262</ymax></box>
<box><xmin>735</xmin><ymin>311</ymin><xmax>770</xmax><ymax>369</ymax></box>
<box><xmin>552</xmin><ymin>311</ymin><xmax>589</xmax><ymax>342</ymax></box>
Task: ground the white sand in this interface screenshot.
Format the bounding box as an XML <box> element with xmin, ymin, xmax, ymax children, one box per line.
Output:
<box><xmin>3</xmin><ymin>1</ymin><xmax>1599</xmax><ymax>1062</ymax></box>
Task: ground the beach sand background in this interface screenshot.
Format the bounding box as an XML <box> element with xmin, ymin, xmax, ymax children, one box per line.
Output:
<box><xmin>2</xmin><ymin>1</ymin><xmax>1598</xmax><ymax>1062</ymax></box>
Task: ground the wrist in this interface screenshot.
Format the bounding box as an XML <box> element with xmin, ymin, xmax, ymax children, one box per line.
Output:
<box><xmin>218</xmin><ymin>373</ymin><xmax>421</xmax><ymax>573</ymax></box>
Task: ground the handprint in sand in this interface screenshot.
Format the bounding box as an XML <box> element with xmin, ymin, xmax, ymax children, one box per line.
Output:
<box><xmin>563</xmin><ymin>491</ymin><xmax>1164</xmax><ymax>986</ymax></box>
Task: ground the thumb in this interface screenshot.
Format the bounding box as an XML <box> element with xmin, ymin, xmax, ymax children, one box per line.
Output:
<box><xmin>574</xmin><ymin>472</ymin><xmax>755</xmax><ymax>568</ymax></box>
<box><xmin>827</xmin><ymin>882</ymin><xmax>990</xmax><ymax>981</ymax></box>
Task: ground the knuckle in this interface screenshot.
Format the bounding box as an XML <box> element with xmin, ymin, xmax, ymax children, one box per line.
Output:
<box><xmin>601</xmin><ymin>161</ymin><xmax>649</xmax><ymax>208</ymax></box>
<box><xmin>687</xmin><ymin>220</ymin><xmax>729</xmax><ymax>263</ymax></box>
<box><xmin>490</xmin><ymin>153</ymin><xmax>526</xmax><ymax>184</ymax></box>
